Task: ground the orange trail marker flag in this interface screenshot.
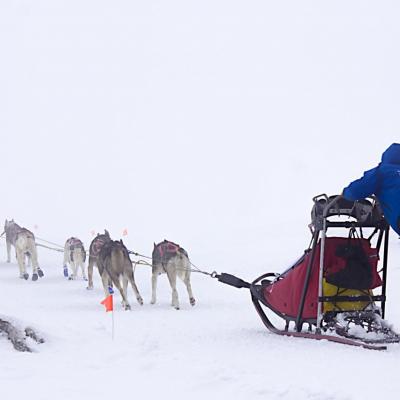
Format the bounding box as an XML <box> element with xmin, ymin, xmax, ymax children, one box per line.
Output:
<box><xmin>101</xmin><ymin>294</ymin><xmax>114</xmax><ymax>312</ymax></box>
<box><xmin>101</xmin><ymin>294</ymin><xmax>115</xmax><ymax>340</ymax></box>
<box><xmin>122</xmin><ymin>228</ymin><xmax>128</xmax><ymax>236</ymax></box>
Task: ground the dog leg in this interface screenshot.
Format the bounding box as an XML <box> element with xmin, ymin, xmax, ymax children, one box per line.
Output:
<box><xmin>30</xmin><ymin>245</ymin><xmax>43</xmax><ymax>280</ymax></box>
<box><xmin>81</xmin><ymin>262</ymin><xmax>87</xmax><ymax>281</ymax></box>
<box><xmin>166</xmin><ymin>268</ymin><xmax>179</xmax><ymax>310</ymax></box>
<box><xmin>63</xmin><ymin>247</ymin><xmax>70</xmax><ymax>277</ymax></box>
<box><xmin>122</xmin><ymin>275</ymin><xmax>128</xmax><ymax>306</ymax></box>
<box><xmin>80</xmin><ymin>253</ymin><xmax>87</xmax><ymax>281</ymax></box>
<box><xmin>150</xmin><ymin>271</ymin><xmax>158</xmax><ymax>305</ymax></box>
<box><xmin>69</xmin><ymin>261</ymin><xmax>77</xmax><ymax>280</ymax></box>
<box><xmin>127</xmin><ymin>270</ymin><xmax>143</xmax><ymax>305</ymax></box>
<box><xmin>112</xmin><ymin>275</ymin><xmax>130</xmax><ymax>310</ymax></box>
<box><xmin>16</xmin><ymin>250</ymin><xmax>28</xmax><ymax>280</ymax></box>
<box><xmin>183</xmin><ymin>274</ymin><xmax>196</xmax><ymax>306</ymax></box>
<box><xmin>100</xmin><ymin>271</ymin><xmax>111</xmax><ymax>298</ymax></box>
<box><xmin>6</xmin><ymin>240</ymin><xmax>11</xmax><ymax>263</ymax></box>
<box><xmin>87</xmin><ymin>257</ymin><xmax>95</xmax><ymax>289</ymax></box>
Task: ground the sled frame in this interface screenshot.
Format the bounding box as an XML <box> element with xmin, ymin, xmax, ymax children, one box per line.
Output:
<box><xmin>250</xmin><ymin>195</ymin><xmax>391</xmax><ymax>349</ymax></box>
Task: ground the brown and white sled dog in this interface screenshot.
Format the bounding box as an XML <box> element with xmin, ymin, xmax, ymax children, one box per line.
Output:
<box><xmin>87</xmin><ymin>230</ymin><xmax>112</xmax><ymax>289</ymax></box>
<box><xmin>151</xmin><ymin>240</ymin><xmax>195</xmax><ymax>310</ymax></box>
<box><xmin>97</xmin><ymin>240</ymin><xmax>143</xmax><ymax>310</ymax></box>
<box><xmin>4</xmin><ymin>220</ymin><xmax>43</xmax><ymax>281</ymax></box>
<box><xmin>63</xmin><ymin>237</ymin><xmax>87</xmax><ymax>280</ymax></box>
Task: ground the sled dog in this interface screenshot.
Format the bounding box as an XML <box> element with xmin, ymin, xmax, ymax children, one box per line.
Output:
<box><xmin>4</xmin><ymin>220</ymin><xmax>43</xmax><ymax>281</ymax></box>
<box><xmin>63</xmin><ymin>237</ymin><xmax>87</xmax><ymax>280</ymax></box>
<box><xmin>151</xmin><ymin>240</ymin><xmax>195</xmax><ymax>310</ymax></box>
<box><xmin>97</xmin><ymin>240</ymin><xmax>143</xmax><ymax>310</ymax></box>
<box><xmin>87</xmin><ymin>230</ymin><xmax>111</xmax><ymax>289</ymax></box>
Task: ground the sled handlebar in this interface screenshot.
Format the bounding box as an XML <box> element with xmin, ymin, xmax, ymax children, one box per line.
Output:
<box><xmin>323</xmin><ymin>195</ymin><xmax>343</xmax><ymax>217</ymax></box>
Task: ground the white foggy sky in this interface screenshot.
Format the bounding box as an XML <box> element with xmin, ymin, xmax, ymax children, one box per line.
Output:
<box><xmin>1</xmin><ymin>1</ymin><xmax>399</xmax><ymax>271</ymax></box>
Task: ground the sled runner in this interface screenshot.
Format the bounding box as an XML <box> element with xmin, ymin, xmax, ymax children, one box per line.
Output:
<box><xmin>216</xmin><ymin>195</ymin><xmax>400</xmax><ymax>350</ymax></box>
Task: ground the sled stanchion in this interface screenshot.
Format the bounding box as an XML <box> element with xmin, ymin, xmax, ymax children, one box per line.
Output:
<box><xmin>316</xmin><ymin>219</ymin><xmax>327</xmax><ymax>334</ymax></box>
<box><xmin>295</xmin><ymin>231</ymin><xmax>319</xmax><ymax>332</ymax></box>
<box><xmin>381</xmin><ymin>226</ymin><xmax>390</xmax><ymax>319</ymax></box>
<box><xmin>375</xmin><ymin>229</ymin><xmax>384</xmax><ymax>254</ymax></box>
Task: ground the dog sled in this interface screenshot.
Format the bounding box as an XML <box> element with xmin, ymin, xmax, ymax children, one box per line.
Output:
<box><xmin>216</xmin><ymin>195</ymin><xmax>400</xmax><ymax>350</ymax></box>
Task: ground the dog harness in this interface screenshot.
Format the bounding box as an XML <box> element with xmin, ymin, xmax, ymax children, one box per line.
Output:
<box><xmin>90</xmin><ymin>235</ymin><xmax>110</xmax><ymax>258</ymax></box>
<box><xmin>154</xmin><ymin>240</ymin><xmax>188</xmax><ymax>266</ymax></box>
<box><xmin>66</xmin><ymin>237</ymin><xmax>86</xmax><ymax>262</ymax></box>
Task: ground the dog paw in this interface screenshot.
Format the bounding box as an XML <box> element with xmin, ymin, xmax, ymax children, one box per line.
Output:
<box><xmin>190</xmin><ymin>298</ymin><xmax>196</xmax><ymax>306</ymax></box>
<box><xmin>137</xmin><ymin>297</ymin><xmax>144</xmax><ymax>306</ymax></box>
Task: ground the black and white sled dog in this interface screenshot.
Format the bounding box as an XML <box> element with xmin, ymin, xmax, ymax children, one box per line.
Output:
<box><xmin>4</xmin><ymin>219</ymin><xmax>44</xmax><ymax>281</ymax></box>
<box><xmin>87</xmin><ymin>230</ymin><xmax>111</xmax><ymax>289</ymax></box>
<box><xmin>151</xmin><ymin>240</ymin><xmax>195</xmax><ymax>310</ymax></box>
<box><xmin>63</xmin><ymin>237</ymin><xmax>87</xmax><ymax>280</ymax></box>
<box><xmin>97</xmin><ymin>240</ymin><xmax>143</xmax><ymax>310</ymax></box>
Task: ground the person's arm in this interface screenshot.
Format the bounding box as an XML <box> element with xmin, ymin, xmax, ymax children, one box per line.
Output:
<box><xmin>342</xmin><ymin>166</ymin><xmax>379</xmax><ymax>200</ymax></box>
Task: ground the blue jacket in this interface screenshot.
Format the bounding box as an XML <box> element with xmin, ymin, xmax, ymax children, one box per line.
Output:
<box><xmin>343</xmin><ymin>143</ymin><xmax>400</xmax><ymax>235</ymax></box>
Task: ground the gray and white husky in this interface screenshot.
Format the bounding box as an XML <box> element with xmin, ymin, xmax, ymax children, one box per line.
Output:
<box><xmin>63</xmin><ymin>237</ymin><xmax>87</xmax><ymax>280</ymax></box>
<box><xmin>151</xmin><ymin>240</ymin><xmax>195</xmax><ymax>310</ymax></box>
<box><xmin>4</xmin><ymin>220</ymin><xmax>43</xmax><ymax>281</ymax></box>
<box><xmin>97</xmin><ymin>240</ymin><xmax>143</xmax><ymax>310</ymax></box>
<box><xmin>87</xmin><ymin>230</ymin><xmax>112</xmax><ymax>289</ymax></box>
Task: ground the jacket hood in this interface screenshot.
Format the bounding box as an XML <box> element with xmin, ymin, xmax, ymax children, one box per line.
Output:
<box><xmin>381</xmin><ymin>143</ymin><xmax>400</xmax><ymax>165</ymax></box>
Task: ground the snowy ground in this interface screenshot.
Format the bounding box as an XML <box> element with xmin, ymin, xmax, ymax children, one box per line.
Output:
<box><xmin>2</xmin><ymin>237</ymin><xmax>400</xmax><ymax>400</ymax></box>
<box><xmin>2</xmin><ymin>1</ymin><xmax>400</xmax><ymax>399</ymax></box>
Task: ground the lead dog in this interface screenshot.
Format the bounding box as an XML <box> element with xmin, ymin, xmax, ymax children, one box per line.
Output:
<box><xmin>87</xmin><ymin>230</ymin><xmax>111</xmax><ymax>289</ymax></box>
<box><xmin>97</xmin><ymin>240</ymin><xmax>143</xmax><ymax>310</ymax></box>
<box><xmin>63</xmin><ymin>237</ymin><xmax>87</xmax><ymax>280</ymax></box>
<box><xmin>4</xmin><ymin>220</ymin><xmax>43</xmax><ymax>281</ymax></box>
<box><xmin>151</xmin><ymin>240</ymin><xmax>195</xmax><ymax>310</ymax></box>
